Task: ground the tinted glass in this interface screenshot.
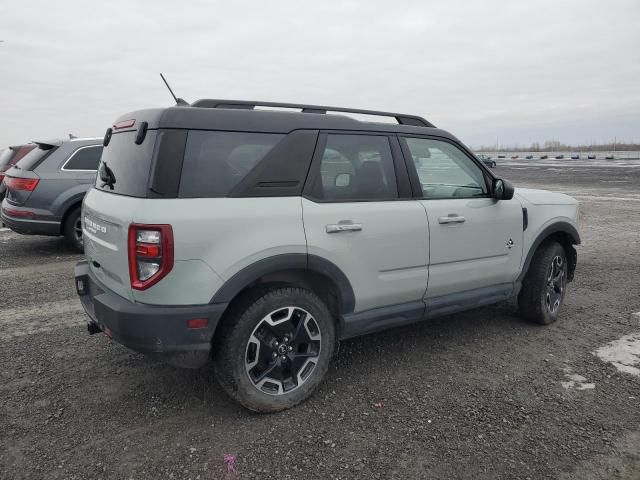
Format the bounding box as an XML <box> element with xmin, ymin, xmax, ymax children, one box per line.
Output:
<box><xmin>64</xmin><ymin>145</ymin><xmax>103</xmax><ymax>170</ymax></box>
<box><xmin>179</xmin><ymin>131</ymin><xmax>283</xmax><ymax>198</ymax></box>
<box><xmin>314</xmin><ymin>134</ymin><xmax>397</xmax><ymax>201</ymax></box>
<box><xmin>403</xmin><ymin>137</ymin><xmax>487</xmax><ymax>198</ymax></box>
<box><xmin>14</xmin><ymin>144</ymin><xmax>58</xmax><ymax>171</ymax></box>
<box><xmin>96</xmin><ymin>131</ymin><xmax>157</xmax><ymax>197</ymax></box>
<box><xmin>0</xmin><ymin>148</ymin><xmax>14</xmax><ymax>171</ymax></box>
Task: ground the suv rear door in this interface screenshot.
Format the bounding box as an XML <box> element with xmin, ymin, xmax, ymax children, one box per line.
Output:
<box><xmin>399</xmin><ymin>136</ymin><xmax>523</xmax><ymax>302</ymax></box>
<box><xmin>302</xmin><ymin>132</ymin><xmax>429</xmax><ymax>315</ymax></box>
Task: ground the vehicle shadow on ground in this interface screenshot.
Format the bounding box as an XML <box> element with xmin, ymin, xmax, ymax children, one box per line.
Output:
<box><xmin>123</xmin><ymin>301</ymin><xmax>537</xmax><ymax>416</ymax></box>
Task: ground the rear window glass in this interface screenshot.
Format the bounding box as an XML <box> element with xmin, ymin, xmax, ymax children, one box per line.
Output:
<box><xmin>64</xmin><ymin>145</ymin><xmax>103</xmax><ymax>171</ymax></box>
<box><xmin>15</xmin><ymin>144</ymin><xmax>58</xmax><ymax>171</ymax></box>
<box><xmin>179</xmin><ymin>131</ymin><xmax>284</xmax><ymax>197</ymax></box>
<box><xmin>95</xmin><ymin>131</ymin><xmax>157</xmax><ymax>197</ymax></box>
<box><xmin>0</xmin><ymin>148</ymin><xmax>14</xmax><ymax>171</ymax></box>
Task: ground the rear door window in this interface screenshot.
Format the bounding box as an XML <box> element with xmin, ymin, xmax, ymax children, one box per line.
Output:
<box><xmin>96</xmin><ymin>131</ymin><xmax>157</xmax><ymax>197</ymax></box>
<box><xmin>310</xmin><ymin>134</ymin><xmax>398</xmax><ymax>201</ymax></box>
<box><xmin>179</xmin><ymin>131</ymin><xmax>284</xmax><ymax>198</ymax></box>
<box><xmin>63</xmin><ymin>145</ymin><xmax>103</xmax><ymax>171</ymax></box>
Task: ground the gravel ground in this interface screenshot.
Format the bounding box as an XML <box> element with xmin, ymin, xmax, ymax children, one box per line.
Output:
<box><xmin>1</xmin><ymin>160</ymin><xmax>639</xmax><ymax>480</ymax></box>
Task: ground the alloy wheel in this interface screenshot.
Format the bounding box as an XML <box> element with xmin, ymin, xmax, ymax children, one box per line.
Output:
<box><xmin>545</xmin><ymin>255</ymin><xmax>566</xmax><ymax>314</ymax></box>
<box><xmin>245</xmin><ymin>306</ymin><xmax>322</xmax><ymax>395</ymax></box>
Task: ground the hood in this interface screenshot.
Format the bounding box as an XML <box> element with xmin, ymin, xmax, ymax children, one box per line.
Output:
<box><xmin>515</xmin><ymin>188</ymin><xmax>578</xmax><ymax>206</ymax></box>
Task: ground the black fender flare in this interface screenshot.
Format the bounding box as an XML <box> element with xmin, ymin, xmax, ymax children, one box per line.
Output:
<box><xmin>210</xmin><ymin>254</ymin><xmax>356</xmax><ymax>314</ymax></box>
<box><xmin>518</xmin><ymin>221</ymin><xmax>581</xmax><ymax>283</ymax></box>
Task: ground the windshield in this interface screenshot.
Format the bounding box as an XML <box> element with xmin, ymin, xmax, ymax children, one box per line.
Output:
<box><xmin>95</xmin><ymin>131</ymin><xmax>157</xmax><ymax>197</ymax></box>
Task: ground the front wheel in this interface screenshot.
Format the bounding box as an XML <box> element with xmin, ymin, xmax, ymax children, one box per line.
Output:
<box><xmin>518</xmin><ymin>241</ymin><xmax>568</xmax><ymax>325</ymax></box>
<box><xmin>213</xmin><ymin>287</ymin><xmax>335</xmax><ymax>412</ymax></box>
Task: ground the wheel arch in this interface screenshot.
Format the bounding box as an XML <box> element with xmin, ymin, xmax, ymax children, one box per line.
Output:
<box><xmin>210</xmin><ymin>254</ymin><xmax>356</xmax><ymax>318</ymax></box>
<box><xmin>518</xmin><ymin>222</ymin><xmax>580</xmax><ymax>283</ymax></box>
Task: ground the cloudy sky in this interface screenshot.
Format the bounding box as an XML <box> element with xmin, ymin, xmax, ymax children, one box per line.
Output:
<box><xmin>1</xmin><ymin>0</ymin><xmax>639</xmax><ymax>148</ymax></box>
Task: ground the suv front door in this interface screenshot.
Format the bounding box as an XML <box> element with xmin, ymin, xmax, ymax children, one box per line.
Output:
<box><xmin>400</xmin><ymin>136</ymin><xmax>523</xmax><ymax>303</ymax></box>
<box><xmin>302</xmin><ymin>132</ymin><xmax>429</xmax><ymax>314</ymax></box>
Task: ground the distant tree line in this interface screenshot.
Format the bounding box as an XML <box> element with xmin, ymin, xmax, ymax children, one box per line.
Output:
<box><xmin>476</xmin><ymin>140</ymin><xmax>640</xmax><ymax>152</ymax></box>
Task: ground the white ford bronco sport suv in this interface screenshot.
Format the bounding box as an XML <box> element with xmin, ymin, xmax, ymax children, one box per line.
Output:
<box><xmin>75</xmin><ymin>100</ymin><xmax>580</xmax><ymax>412</ymax></box>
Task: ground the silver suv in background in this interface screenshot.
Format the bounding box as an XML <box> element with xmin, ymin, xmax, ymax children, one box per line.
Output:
<box><xmin>75</xmin><ymin>100</ymin><xmax>580</xmax><ymax>412</ymax></box>
<box><xmin>1</xmin><ymin>137</ymin><xmax>103</xmax><ymax>251</ymax></box>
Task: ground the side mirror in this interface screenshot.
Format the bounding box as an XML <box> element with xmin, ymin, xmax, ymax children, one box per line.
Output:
<box><xmin>493</xmin><ymin>178</ymin><xmax>514</xmax><ymax>200</ymax></box>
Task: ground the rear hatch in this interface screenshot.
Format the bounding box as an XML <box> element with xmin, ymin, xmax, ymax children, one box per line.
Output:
<box><xmin>3</xmin><ymin>142</ymin><xmax>58</xmax><ymax>205</ymax></box>
<box><xmin>83</xmin><ymin>129</ymin><xmax>158</xmax><ymax>301</ymax></box>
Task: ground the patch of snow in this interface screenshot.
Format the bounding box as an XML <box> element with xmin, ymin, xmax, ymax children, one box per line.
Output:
<box><xmin>594</xmin><ymin>332</ymin><xmax>640</xmax><ymax>377</ymax></box>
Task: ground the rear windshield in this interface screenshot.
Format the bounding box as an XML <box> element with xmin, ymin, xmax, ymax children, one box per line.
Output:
<box><xmin>14</xmin><ymin>144</ymin><xmax>58</xmax><ymax>171</ymax></box>
<box><xmin>0</xmin><ymin>148</ymin><xmax>15</xmax><ymax>171</ymax></box>
<box><xmin>95</xmin><ymin>131</ymin><xmax>157</xmax><ymax>197</ymax></box>
<box><xmin>179</xmin><ymin>131</ymin><xmax>283</xmax><ymax>197</ymax></box>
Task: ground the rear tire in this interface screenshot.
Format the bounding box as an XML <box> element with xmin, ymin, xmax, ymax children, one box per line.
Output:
<box><xmin>63</xmin><ymin>207</ymin><xmax>83</xmax><ymax>252</ymax></box>
<box><xmin>518</xmin><ymin>241</ymin><xmax>567</xmax><ymax>325</ymax></box>
<box><xmin>213</xmin><ymin>287</ymin><xmax>335</xmax><ymax>412</ymax></box>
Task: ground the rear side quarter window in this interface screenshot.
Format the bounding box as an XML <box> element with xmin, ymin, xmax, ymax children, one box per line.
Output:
<box><xmin>63</xmin><ymin>145</ymin><xmax>103</xmax><ymax>171</ymax></box>
<box><xmin>178</xmin><ymin>131</ymin><xmax>284</xmax><ymax>198</ymax></box>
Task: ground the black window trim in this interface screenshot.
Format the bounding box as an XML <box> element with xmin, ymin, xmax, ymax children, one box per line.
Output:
<box><xmin>397</xmin><ymin>134</ymin><xmax>497</xmax><ymax>201</ymax></box>
<box><xmin>302</xmin><ymin>130</ymin><xmax>413</xmax><ymax>204</ymax></box>
<box><xmin>61</xmin><ymin>144</ymin><xmax>103</xmax><ymax>172</ymax></box>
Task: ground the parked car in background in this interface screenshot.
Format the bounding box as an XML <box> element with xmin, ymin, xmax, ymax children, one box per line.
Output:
<box><xmin>525</xmin><ymin>155</ymin><xmax>533</xmax><ymax>160</ymax></box>
<box><xmin>74</xmin><ymin>100</ymin><xmax>580</xmax><ymax>412</ymax></box>
<box><xmin>478</xmin><ymin>154</ymin><xmax>496</xmax><ymax>168</ymax></box>
<box><xmin>555</xmin><ymin>154</ymin><xmax>564</xmax><ymax>159</ymax></box>
<box><xmin>497</xmin><ymin>155</ymin><xmax>505</xmax><ymax>159</ymax></box>
<box><xmin>0</xmin><ymin>143</ymin><xmax>36</xmax><ymax>201</ymax></box>
<box><xmin>605</xmin><ymin>154</ymin><xmax>615</xmax><ymax>160</ymax></box>
<box><xmin>587</xmin><ymin>154</ymin><xmax>596</xmax><ymax>159</ymax></box>
<box><xmin>540</xmin><ymin>155</ymin><xmax>548</xmax><ymax>159</ymax></box>
<box><xmin>511</xmin><ymin>155</ymin><xmax>519</xmax><ymax>159</ymax></box>
<box><xmin>1</xmin><ymin>137</ymin><xmax>102</xmax><ymax>251</ymax></box>
<box><xmin>571</xmin><ymin>154</ymin><xmax>580</xmax><ymax>159</ymax></box>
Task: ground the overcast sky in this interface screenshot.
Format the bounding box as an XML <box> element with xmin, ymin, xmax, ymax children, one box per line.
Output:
<box><xmin>1</xmin><ymin>0</ymin><xmax>639</xmax><ymax>148</ymax></box>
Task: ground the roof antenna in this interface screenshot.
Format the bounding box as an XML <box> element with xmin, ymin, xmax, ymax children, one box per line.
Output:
<box><xmin>160</xmin><ymin>73</ymin><xmax>189</xmax><ymax>106</ymax></box>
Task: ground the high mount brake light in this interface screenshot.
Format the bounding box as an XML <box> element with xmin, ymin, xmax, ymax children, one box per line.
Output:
<box><xmin>5</xmin><ymin>177</ymin><xmax>39</xmax><ymax>191</ymax></box>
<box><xmin>113</xmin><ymin>119</ymin><xmax>136</xmax><ymax>130</ymax></box>
<box><xmin>128</xmin><ymin>224</ymin><xmax>174</xmax><ymax>290</ymax></box>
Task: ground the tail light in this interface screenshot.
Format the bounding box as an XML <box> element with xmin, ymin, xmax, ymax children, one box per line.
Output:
<box><xmin>128</xmin><ymin>224</ymin><xmax>174</xmax><ymax>290</ymax></box>
<box><xmin>0</xmin><ymin>173</ymin><xmax>4</xmax><ymax>183</ymax></box>
<box><xmin>5</xmin><ymin>177</ymin><xmax>39</xmax><ymax>191</ymax></box>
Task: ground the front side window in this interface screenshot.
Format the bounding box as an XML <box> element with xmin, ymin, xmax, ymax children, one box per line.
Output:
<box><xmin>179</xmin><ymin>131</ymin><xmax>283</xmax><ymax>197</ymax></box>
<box><xmin>402</xmin><ymin>137</ymin><xmax>487</xmax><ymax>198</ymax></box>
<box><xmin>64</xmin><ymin>145</ymin><xmax>103</xmax><ymax>171</ymax></box>
<box><xmin>312</xmin><ymin>134</ymin><xmax>397</xmax><ymax>201</ymax></box>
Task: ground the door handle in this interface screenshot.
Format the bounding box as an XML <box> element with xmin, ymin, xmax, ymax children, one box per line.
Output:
<box><xmin>438</xmin><ymin>214</ymin><xmax>466</xmax><ymax>224</ymax></box>
<box><xmin>326</xmin><ymin>222</ymin><xmax>363</xmax><ymax>233</ymax></box>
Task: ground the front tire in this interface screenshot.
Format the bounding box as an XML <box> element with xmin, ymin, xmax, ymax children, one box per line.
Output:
<box><xmin>213</xmin><ymin>287</ymin><xmax>335</xmax><ymax>412</ymax></box>
<box><xmin>63</xmin><ymin>207</ymin><xmax>83</xmax><ymax>252</ymax></box>
<box><xmin>518</xmin><ymin>241</ymin><xmax>568</xmax><ymax>325</ymax></box>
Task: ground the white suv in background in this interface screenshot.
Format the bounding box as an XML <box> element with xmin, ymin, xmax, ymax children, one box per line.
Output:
<box><xmin>75</xmin><ymin>100</ymin><xmax>580</xmax><ymax>412</ymax></box>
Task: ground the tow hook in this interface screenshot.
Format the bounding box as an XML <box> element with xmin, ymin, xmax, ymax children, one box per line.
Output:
<box><xmin>87</xmin><ymin>322</ymin><xmax>101</xmax><ymax>335</ymax></box>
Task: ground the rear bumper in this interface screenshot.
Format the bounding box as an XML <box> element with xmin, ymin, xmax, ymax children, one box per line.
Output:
<box><xmin>74</xmin><ymin>260</ymin><xmax>228</xmax><ymax>368</ymax></box>
<box><xmin>1</xmin><ymin>201</ymin><xmax>60</xmax><ymax>235</ymax></box>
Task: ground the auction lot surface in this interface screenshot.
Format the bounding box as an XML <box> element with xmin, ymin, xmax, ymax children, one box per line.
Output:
<box><xmin>1</xmin><ymin>159</ymin><xmax>639</xmax><ymax>480</ymax></box>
